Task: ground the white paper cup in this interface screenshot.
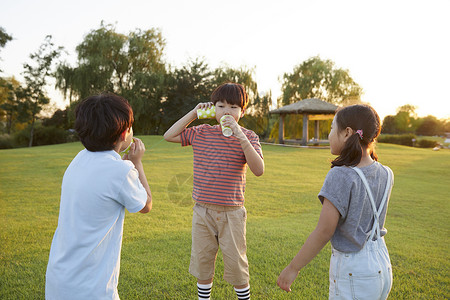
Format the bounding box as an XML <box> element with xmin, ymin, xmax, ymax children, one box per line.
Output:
<box><xmin>121</xmin><ymin>139</ymin><xmax>134</xmax><ymax>155</ymax></box>
<box><xmin>197</xmin><ymin>106</ymin><xmax>216</xmax><ymax>119</ymax></box>
<box><xmin>220</xmin><ymin>115</ymin><xmax>233</xmax><ymax>137</ymax></box>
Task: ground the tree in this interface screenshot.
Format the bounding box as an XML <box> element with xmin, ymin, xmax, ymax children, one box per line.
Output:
<box><xmin>416</xmin><ymin>115</ymin><xmax>444</xmax><ymax>136</ymax></box>
<box><xmin>55</xmin><ymin>22</ymin><xmax>166</xmax><ymax>102</ymax></box>
<box><xmin>21</xmin><ymin>35</ymin><xmax>63</xmax><ymax>147</ymax></box>
<box><xmin>42</xmin><ymin>108</ymin><xmax>69</xmax><ymax>129</ymax></box>
<box><xmin>211</xmin><ymin>65</ymin><xmax>269</xmax><ymax>136</ymax></box>
<box><xmin>394</xmin><ymin>105</ymin><xmax>417</xmax><ymax>134</ymax></box>
<box><xmin>161</xmin><ymin>60</ymin><xmax>264</xmax><ymax>135</ymax></box>
<box><xmin>0</xmin><ymin>27</ymin><xmax>12</xmax><ymax>48</ymax></box>
<box><xmin>125</xmin><ymin>71</ymin><xmax>166</xmax><ymax>135</ymax></box>
<box><xmin>381</xmin><ymin>115</ymin><xmax>397</xmax><ymax>134</ymax></box>
<box><xmin>0</xmin><ymin>27</ymin><xmax>13</xmax><ymax>72</ymax></box>
<box><xmin>241</xmin><ymin>91</ymin><xmax>272</xmax><ymax>138</ymax></box>
<box><xmin>212</xmin><ymin>65</ymin><xmax>258</xmax><ymax>103</ymax></box>
<box><xmin>381</xmin><ymin>105</ymin><xmax>418</xmax><ymax>134</ymax></box>
<box><xmin>0</xmin><ymin>27</ymin><xmax>15</xmax><ymax>132</ymax></box>
<box><xmin>54</xmin><ymin>22</ymin><xmax>167</xmax><ymax>134</ymax></box>
<box><xmin>280</xmin><ymin>56</ymin><xmax>363</xmax><ymax>105</ymax></box>
<box><xmin>161</xmin><ymin>58</ymin><xmax>214</xmax><ymax>133</ymax></box>
<box><xmin>0</xmin><ymin>77</ymin><xmax>22</xmax><ymax>134</ymax></box>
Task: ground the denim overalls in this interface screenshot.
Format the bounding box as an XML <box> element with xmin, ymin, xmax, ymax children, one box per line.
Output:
<box><xmin>329</xmin><ymin>166</ymin><xmax>393</xmax><ymax>300</ymax></box>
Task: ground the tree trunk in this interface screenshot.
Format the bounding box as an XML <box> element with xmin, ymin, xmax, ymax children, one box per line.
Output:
<box><xmin>28</xmin><ymin>117</ymin><xmax>35</xmax><ymax>147</ymax></box>
<box><xmin>6</xmin><ymin>114</ymin><xmax>12</xmax><ymax>135</ymax></box>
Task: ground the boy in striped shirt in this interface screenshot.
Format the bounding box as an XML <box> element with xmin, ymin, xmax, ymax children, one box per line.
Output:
<box><xmin>164</xmin><ymin>83</ymin><xmax>264</xmax><ymax>300</ymax></box>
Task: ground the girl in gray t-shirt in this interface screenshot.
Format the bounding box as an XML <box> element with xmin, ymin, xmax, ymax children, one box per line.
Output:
<box><xmin>278</xmin><ymin>104</ymin><xmax>394</xmax><ymax>300</ymax></box>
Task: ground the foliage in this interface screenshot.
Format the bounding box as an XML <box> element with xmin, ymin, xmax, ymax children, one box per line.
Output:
<box><xmin>160</xmin><ymin>59</ymin><xmax>214</xmax><ymax>134</ymax></box>
<box><xmin>0</xmin><ymin>77</ymin><xmax>24</xmax><ymax>134</ymax></box>
<box><xmin>416</xmin><ymin>115</ymin><xmax>445</xmax><ymax>136</ymax></box>
<box><xmin>54</xmin><ymin>44</ymin><xmax>267</xmax><ymax>137</ymax></box>
<box><xmin>280</xmin><ymin>56</ymin><xmax>363</xmax><ymax>106</ymax></box>
<box><xmin>55</xmin><ymin>22</ymin><xmax>166</xmax><ymax>102</ymax></box>
<box><xmin>212</xmin><ymin>65</ymin><xmax>258</xmax><ymax>102</ymax></box>
<box><xmin>380</xmin><ymin>115</ymin><xmax>397</xmax><ymax>134</ymax></box>
<box><xmin>0</xmin><ymin>134</ymin><xmax>13</xmax><ymax>149</ymax></box>
<box><xmin>1</xmin><ymin>139</ymin><xmax>449</xmax><ymax>299</ymax></box>
<box><xmin>0</xmin><ymin>27</ymin><xmax>13</xmax><ymax>72</ymax></box>
<box><xmin>54</xmin><ymin>22</ymin><xmax>170</xmax><ymax>135</ymax></box>
<box><xmin>240</xmin><ymin>91</ymin><xmax>272</xmax><ymax>138</ymax></box>
<box><xmin>0</xmin><ymin>27</ymin><xmax>12</xmax><ymax>49</ymax></box>
<box><xmin>416</xmin><ymin>139</ymin><xmax>438</xmax><ymax>148</ymax></box>
<box><xmin>42</xmin><ymin>108</ymin><xmax>70</xmax><ymax>129</ymax></box>
<box><xmin>13</xmin><ymin>123</ymin><xmax>69</xmax><ymax>147</ymax></box>
<box><xmin>20</xmin><ymin>35</ymin><xmax>63</xmax><ymax>147</ymax></box>
<box><xmin>382</xmin><ymin>105</ymin><xmax>447</xmax><ymax>136</ymax></box>
<box><xmin>378</xmin><ymin>134</ymin><xmax>417</xmax><ymax>147</ymax></box>
<box><xmin>159</xmin><ymin>59</ymin><xmax>266</xmax><ymax>135</ymax></box>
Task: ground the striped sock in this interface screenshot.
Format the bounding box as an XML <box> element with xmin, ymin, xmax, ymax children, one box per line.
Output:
<box><xmin>197</xmin><ymin>282</ymin><xmax>212</xmax><ymax>300</ymax></box>
<box><xmin>234</xmin><ymin>285</ymin><xmax>250</xmax><ymax>300</ymax></box>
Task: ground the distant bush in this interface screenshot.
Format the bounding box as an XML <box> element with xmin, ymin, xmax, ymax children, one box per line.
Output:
<box><xmin>378</xmin><ymin>134</ymin><xmax>416</xmax><ymax>147</ymax></box>
<box><xmin>378</xmin><ymin>134</ymin><xmax>442</xmax><ymax>148</ymax></box>
<box><xmin>13</xmin><ymin>124</ymin><xmax>69</xmax><ymax>147</ymax></box>
<box><xmin>0</xmin><ymin>134</ymin><xmax>14</xmax><ymax>149</ymax></box>
<box><xmin>416</xmin><ymin>139</ymin><xmax>438</xmax><ymax>148</ymax></box>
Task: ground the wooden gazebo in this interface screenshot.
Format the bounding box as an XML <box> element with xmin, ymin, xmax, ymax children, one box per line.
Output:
<box><xmin>270</xmin><ymin>98</ymin><xmax>338</xmax><ymax>146</ymax></box>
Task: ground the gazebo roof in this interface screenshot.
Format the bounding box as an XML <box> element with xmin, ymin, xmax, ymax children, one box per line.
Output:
<box><xmin>270</xmin><ymin>98</ymin><xmax>338</xmax><ymax>115</ymax></box>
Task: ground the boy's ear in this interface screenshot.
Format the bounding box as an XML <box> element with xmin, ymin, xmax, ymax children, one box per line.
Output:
<box><xmin>120</xmin><ymin>129</ymin><xmax>128</xmax><ymax>141</ymax></box>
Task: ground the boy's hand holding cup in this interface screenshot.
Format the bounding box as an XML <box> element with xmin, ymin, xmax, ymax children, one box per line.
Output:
<box><xmin>219</xmin><ymin>115</ymin><xmax>233</xmax><ymax>137</ymax></box>
<box><xmin>122</xmin><ymin>138</ymin><xmax>145</xmax><ymax>163</ymax></box>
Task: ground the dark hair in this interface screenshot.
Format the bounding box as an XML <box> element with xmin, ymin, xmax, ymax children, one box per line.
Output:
<box><xmin>211</xmin><ymin>82</ymin><xmax>249</xmax><ymax>109</ymax></box>
<box><xmin>331</xmin><ymin>104</ymin><xmax>381</xmax><ymax>168</ymax></box>
<box><xmin>75</xmin><ymin>93</ymin><xmax>134</xmax><ymax>151</ymax></box>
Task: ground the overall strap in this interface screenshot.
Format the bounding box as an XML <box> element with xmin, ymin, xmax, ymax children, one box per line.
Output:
<box><xmin>351</xmin><ymin>166</ymin><xmax>392</xmax><ymax>240</ymax></box>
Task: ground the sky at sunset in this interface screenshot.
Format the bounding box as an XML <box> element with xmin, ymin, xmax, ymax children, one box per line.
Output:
<box><xmin>1</xmin><ymin>0</ymin><xmax>449</xmax><ymax>120</ymax></box>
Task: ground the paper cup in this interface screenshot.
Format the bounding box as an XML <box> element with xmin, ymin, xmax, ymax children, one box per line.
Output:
<box><xmin>121</xmin><ymin>139</ymin><xmax>134</xmax><ymax>155</ymax></box>
<box><xmin>197</xmin><ymin>106</ymin><xmax>216</xmax><ymax>119</ymax></box>
<box><xmin>220</xmin><ymin>115</ymin><xmax>233</xmax><ymax>137</ymax></box>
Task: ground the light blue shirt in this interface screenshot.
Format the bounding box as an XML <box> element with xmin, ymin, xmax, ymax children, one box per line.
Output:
<box><xmin>46</xmin><ymin>150</ymin><xmax>147</xmax><ymax>300</ymax></box>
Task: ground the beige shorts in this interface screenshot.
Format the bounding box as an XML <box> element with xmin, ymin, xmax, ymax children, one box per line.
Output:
<box><xmin>189</xmin><ymin>202</ymin><xmax>249</xmax><ymax>286</ymax></box>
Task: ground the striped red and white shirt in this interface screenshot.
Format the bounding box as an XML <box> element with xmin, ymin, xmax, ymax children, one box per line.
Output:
<box><xmin>181</xmin><ymin>124</ymin><xmax>263</xmax><ymax>206</ymax></box>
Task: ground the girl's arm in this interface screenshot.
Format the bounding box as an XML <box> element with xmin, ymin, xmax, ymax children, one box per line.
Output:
<box><xmin>277</xmin><ymin>198</ymin><xmax>340</xmax><ymax>292</ymax></box>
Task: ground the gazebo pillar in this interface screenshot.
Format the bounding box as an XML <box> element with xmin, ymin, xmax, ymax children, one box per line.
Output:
<box><xmin>314</xmin><ymin>120</ymin><xmax>320</xmax><ymax>141</ymax></box>
<box><xmin>302</xmin><ymin>114</ymin><xmax>309</xmax><ymax>146</ymax></box>
<box><xmin>278</xmin><ymin>114</ymin><xmax>285</xmax><ymax>144</ymax></box>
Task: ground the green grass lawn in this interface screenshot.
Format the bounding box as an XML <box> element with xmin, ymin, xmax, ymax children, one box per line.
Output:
<box><xmin>1</xmin><ymin>136</ymin><xmax>449</xmax><ymax>299</ymax></box>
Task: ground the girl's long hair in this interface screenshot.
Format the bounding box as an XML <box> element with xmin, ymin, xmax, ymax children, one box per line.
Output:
<box><xmin>331</xmin><ymin>104</ymin><xmax>381</xmax><ymax>168</ymax></box>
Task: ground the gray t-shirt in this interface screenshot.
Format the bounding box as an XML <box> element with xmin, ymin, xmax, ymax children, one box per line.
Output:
<box><xmin>318</xmin><ymin>161</ymin><xmax>394</xmax><ymax>253</ymax></box>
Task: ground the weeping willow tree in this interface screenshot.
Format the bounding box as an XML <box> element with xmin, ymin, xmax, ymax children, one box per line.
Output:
<box><xmin>54</xmin><ymin>22</ymin><xmax>167</xmax><ymax>133</ymax></box>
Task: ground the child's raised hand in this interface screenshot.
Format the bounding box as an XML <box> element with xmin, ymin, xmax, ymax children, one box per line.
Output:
<box><xmin>194</xmin><ymin>102</ymin><xmax>214</xmax><ymax>111</ymax></box>
<box><xmin>277</xmin><ymin>265</ymin><xmax>299</xmax><ymax>292</ymax></box>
